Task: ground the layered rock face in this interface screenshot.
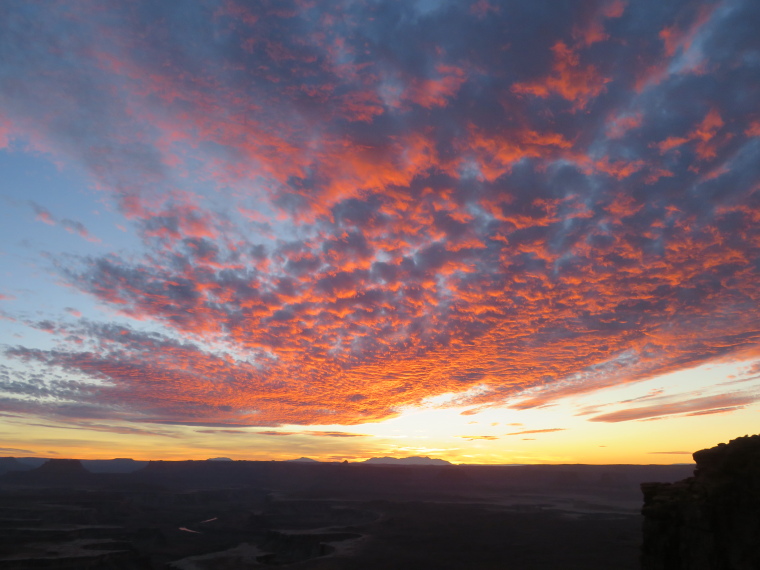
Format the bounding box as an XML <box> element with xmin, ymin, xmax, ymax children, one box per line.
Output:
<box><xmin>641</xmin><ymin>434</ymin><xmax>760</xmax><ymax>569</ymax></box>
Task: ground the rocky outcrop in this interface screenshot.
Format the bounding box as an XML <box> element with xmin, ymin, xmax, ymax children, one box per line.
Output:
<box><xmin>641</xmin><ymin>434</ymin><xmax>760</xmax><ymax>569</ymax></box>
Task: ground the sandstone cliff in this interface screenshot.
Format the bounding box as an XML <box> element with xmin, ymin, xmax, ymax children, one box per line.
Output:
<box><xmin>641</xmin><ymin>434</ymin><xmax>760</xmax><ymax>569</ymax></box>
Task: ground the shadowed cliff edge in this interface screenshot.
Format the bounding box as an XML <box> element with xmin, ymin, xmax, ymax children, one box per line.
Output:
<box><xmin>641</xmin><ymin>434</ymin><xmax>760</xmax><ymax>570</ymax></box>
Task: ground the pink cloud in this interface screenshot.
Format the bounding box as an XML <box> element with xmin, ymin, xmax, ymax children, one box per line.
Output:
<box><xmin>29</xmin><ymin>202</ymin><xmax>100</xmax><ymax>242</ymax></box>
<box><xmin>589</xmin><ymin>393</ymin><xmax>759</xmax><ymax>422</ymax></box>
<box><xmin>33</xmin><ymin>205</ymin><xmax>56</xmax><ymax>225</ymax></box>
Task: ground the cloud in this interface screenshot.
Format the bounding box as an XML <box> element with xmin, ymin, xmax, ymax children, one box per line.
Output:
<box><xmin>0</xmin><ymin>447</ymin><xmax>34</xmax><ymax>455</ymax></box>
<box><xmin>194</xmin><ymin>428</ymin><xmax>252</xmax><ymax>434</ymax></box>
<box><xmin>511</xmin><ymin>40</ymin><xmax>610</xmax><ymax>111</ymax></box>
<box><xmin>60</xmin><ymin>219</ymin><xmax>101</xmax><ymax>243</ymax></box>
<box><xmin>25</xmin><ymin>421</ymin><xmax>179</xmax><ymax>438</ymax></box>
<box><xmin>304</xmin><ymin>431</ymin><xmax>370</xmax><ymax>438</ymax></box>
<box><xmin>28</xmin><ymin>202</ymin><xmax>100</xmax><ymax>243</ymax></box>
<box><xmin>684</xmin><ymin>406</ymin><xmax>743</xmax><ymax>417</ymax></box>
<box><xmin>253</xmin><ymin>430</ymin><xmax>369</xmax><ymax>438</ymax></box>
<box><xmin>0</xmin><ymin>0</ymin><xmax>759</xmax><ymax>429</ymax></box>
<box><xmin>654</xmin><ymin>108</ymin><xmax>726</xmax><ymax>161</ymax></box>
<box><xmin>456</xmin><ymin>435</ymin><xmax>499</xmax><ymax>441</ymax></box>
<box><xmin>505</xmin><ymin>428</ymin><xmax>565</xmax><ymax>436</ymax></box>
<box><xmin>589</xmin><ymin>392</ymin><xmax>760</xmax><ymax>422</ymax></box>
<box><xmin>31</xmin><ymin>202</ymin><xmax>55</xmax><ymax>225</ymax></box>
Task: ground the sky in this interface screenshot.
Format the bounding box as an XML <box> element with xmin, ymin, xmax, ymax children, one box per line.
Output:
<box><xmin>1</xmin><ymin>0</ymin><xmax>759</xmax><ymax>464</ymax></box>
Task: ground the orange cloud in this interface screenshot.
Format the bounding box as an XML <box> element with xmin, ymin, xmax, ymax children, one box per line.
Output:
<box><xmin>745</xmin><ymin>122</ymin><xmax>760</xmax><ymax>138</ymax></box>
<box><xmin>659</xmin><ymin>4</ymin><xmax>714</xmax><ymax>58</ymax></box>
<box><xmin>572</xmin><ymin>0</ymin><xmax>627</xmax><ymax>47</ymax></box>
<box><xmin>635</xmin><ymin>5</ymin><xmax>717</xmax><ymax>91</ymax></box>
<box><xmin>505</xmin><ymin>428</ymin><xmax>565</xmax><ymax>436</ymax></box>
<box><xmin>3</xmin><ymin>0</ymin><xmax>760</xmax><ymax>435</ymax></box>
<box><xmin>405</xmin><ymin>64</ymin><xmax>467</xmax><ymax>109</ymax></box>
<box><xmin>464</xmin><ymin>124</ymin><xmax>572</xmax><ymax>181</ymax></box>
<box><xmin>512</xmin><ymin>41</ymin><xmax>610</xmax><ymax>111</ymax></box>
<box><xmin>605</xmin><ymin>112</ymin><xmax>642</xmax><ymax>139</ymax></box>
<box><xmin>654</xmin><ymin>108</ymin><xmax>725</xmax><ymax>161</ymax></box>
<box><xmin>254</xmin><ymin>430</ymin><xmax>369</xmax><ymax>437</ymax></box>
<box><xmin>456</xmin><ymin>435</ymin><xmax>499</xmax><ymax>440</ymax></box>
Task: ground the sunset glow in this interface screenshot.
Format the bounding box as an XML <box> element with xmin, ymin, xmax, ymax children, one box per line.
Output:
<box><xmin>1</xmin><ymin>0</ymin><xmax>759</xmax><ymax>463</ymax></box>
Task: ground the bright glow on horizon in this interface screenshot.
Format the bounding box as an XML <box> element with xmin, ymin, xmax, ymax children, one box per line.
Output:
<box><xmin>2</xmin><ymin>358</ymin><xmax>757</xmax><ymax>464</ymax></box>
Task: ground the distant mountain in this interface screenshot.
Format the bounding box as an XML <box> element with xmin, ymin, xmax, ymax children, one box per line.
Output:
<box><xmin>207</xmin><ymin>457</ymin><xmax>234</xmax><ymax>461</ymax></box>
<box><xmin>34</xmin><ymin>458</ymin><xmax>90</xmax><ymax>476</ymax></box>
<box><xmin>0</xmin><ymin>457</ymin><xmax>34</xmax><ymax>475</ymax></box>
<box><xmin>286</xmin><ymin>457</ymin><xmax>319</xmax><ymax>463</ymax></box>
<box><xmin>15</xmin><ymin>457</ymin><xmax>49</xmax><ymax>467</ymax></box>
<box><xmin>363</xmin><ymin>456</ymin><xmax>452</xmax><ymax>465</ymax></box>
<box><xmin>82</xmin><ymin>458</ymin><xmax>148</xmax><ymax>473</ymax></box>
<box><xmin>1</xmin><ymin>458</ymin><xmax>97</xmax><ymax>486</ymax></box>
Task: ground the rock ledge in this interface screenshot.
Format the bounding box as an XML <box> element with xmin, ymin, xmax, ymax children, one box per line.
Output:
<box><xmin>641</xmin><ymin>434</ymin><xmax>760</xmax><ymax>570</ymax></box>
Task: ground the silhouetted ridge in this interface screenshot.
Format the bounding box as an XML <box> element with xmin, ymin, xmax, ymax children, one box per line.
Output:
<box><xmin>641</xmin><ymin>434</ymin><xmax>760</xmax><ymax>569</ymax></box>
<box><xmin>0</xmin><ymin>457</ymin><xmax>34</xmax><ymax>475</ymax></box>
<box><xmin>363</xmin><ymin>456</ymin><xmax>451</xmax><ymax>465</ymax></box>
<box><xmin>82</xmin><ymin>458</ymin><xmax>148</xmax><ymax>473</ymax></box>
<box><xmin>136</xmin><ymin>459</ymin><xmax>273</xmax><ymax>489</ymax></box>
<box><xmin>1</xmin><ymin>458</ymin><xmax>97</xmax><ymax>486</ymax></box>
<box><xmin>35</xmin><ymin>458</ymin><xmax>89</xmax><ymax>475</ymax></box>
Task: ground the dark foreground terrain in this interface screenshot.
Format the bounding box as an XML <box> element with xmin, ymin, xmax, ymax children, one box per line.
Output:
<box><xmin>0</xmin><ymin>459</ymin><xmax>694</xmax><ymax>569</ymax></box>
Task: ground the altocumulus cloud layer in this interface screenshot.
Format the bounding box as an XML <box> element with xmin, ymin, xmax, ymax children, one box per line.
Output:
<box><xmin>1</xmin><ymin>0</ymin><xmax>760</xmax><ymax>426</ymax></box>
